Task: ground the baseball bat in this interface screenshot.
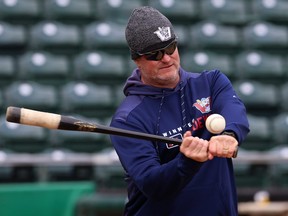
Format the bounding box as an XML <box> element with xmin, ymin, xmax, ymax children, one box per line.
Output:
<box><xmin>6</xmin><ymin>106</ymin><xmax>182</xmax><ymax>145</ymax></box>
<box><xmin>5</xmin><ymin>107</ymin><xmax>238</xmax><ymax>158</ymax></box>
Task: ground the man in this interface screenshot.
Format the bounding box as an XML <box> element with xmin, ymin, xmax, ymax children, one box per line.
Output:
<box><xmin>110</xmin><ymin>6</ymin><xmax>249</xmax><ymax>216</ymax></box>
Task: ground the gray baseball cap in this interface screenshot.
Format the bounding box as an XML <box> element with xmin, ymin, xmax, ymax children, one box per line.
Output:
<box><xmin>125</xmin><ymin>6</ymin><xmax>176</xmax><ymax>59</ymax></box>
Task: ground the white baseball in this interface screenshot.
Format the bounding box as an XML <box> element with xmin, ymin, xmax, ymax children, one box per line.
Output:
<box><xmin>205</xmin><ymin>114</ymin><xmax>226</xmax><ymax>134</ymax></box>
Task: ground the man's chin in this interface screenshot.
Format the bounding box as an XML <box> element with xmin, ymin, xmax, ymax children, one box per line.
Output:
<box><xmin>158</xmin><ymin>74</ymin><xmax>179</xmax><ymax>87</ymax></box>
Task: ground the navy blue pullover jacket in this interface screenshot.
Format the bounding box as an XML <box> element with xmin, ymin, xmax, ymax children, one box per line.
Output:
<box><xmin>110</xmin><ymin>68</ymin><xmax>250</xmax><ymax>216</ymax></box>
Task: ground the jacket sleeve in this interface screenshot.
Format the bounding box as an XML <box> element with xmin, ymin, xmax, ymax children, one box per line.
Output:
<box><xmin>110</xmin><ymin>118</ymin><xmax>203</xmax><ymax>200</ymax></box>
<box><xmin>208</xmin><ymin>70</ymin><xmax>250</xmax><ymax>144</ymax></box>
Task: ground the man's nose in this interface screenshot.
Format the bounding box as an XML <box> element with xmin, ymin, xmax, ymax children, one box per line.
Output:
<box><xmin>161</xmin><ymin>53</ymin><xmax>172</xmax><ymax>62</ymax></box>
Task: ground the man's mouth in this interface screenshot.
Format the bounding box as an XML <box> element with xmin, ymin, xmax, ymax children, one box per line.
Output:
<box><xmin>160</xmin><ymin>64</ymin><xmax>173</xmax><ymax>69</ymax></box>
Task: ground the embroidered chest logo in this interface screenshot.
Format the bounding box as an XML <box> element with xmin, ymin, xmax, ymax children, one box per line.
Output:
<box><xmin>154</xmin><ymin>27</ymin><xmax>171</xmax><ymax>41</ymax></box>
<box><xmin>166</xmin><ymin>133</ymin><xmax>182</xmax><ymax>149</ymax></box>
<box><xmin>193</xmin><ymin>97</ymin><xmax>211</xmax><ymax>114</ymax></box>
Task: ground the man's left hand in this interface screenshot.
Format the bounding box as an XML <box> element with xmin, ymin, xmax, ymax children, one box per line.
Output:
<box><xmin>208</xmin><ymin>135</ymin><xmax>238</xmax><ymax>160</ymax></box>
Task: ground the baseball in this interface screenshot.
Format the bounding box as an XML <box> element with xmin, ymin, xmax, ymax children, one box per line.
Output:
<box><xmin>205</xmin><ymin>114</ymin><xmax>226</xmax><ymax>134</ymax></box>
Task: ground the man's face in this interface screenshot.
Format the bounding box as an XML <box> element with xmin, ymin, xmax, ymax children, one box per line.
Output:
<box><xmin>134</xmin><ymin>47</ymin><xmax>181</xmax><ymax>89</ymax></box>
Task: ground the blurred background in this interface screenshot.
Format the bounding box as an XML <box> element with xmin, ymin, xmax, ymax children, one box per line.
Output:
<box><xmin>0</xmin><ymin>0</ymin><xmax>288</xmax><ymax>215</ymax></box>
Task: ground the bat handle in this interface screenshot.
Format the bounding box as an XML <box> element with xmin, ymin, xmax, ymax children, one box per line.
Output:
<box><xmin>6</xmin><ymin>106</ymin><xmax>61</xmax><ymax>129</ymax></box>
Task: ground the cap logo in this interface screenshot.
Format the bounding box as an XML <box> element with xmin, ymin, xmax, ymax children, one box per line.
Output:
<box><xmin>154</xmin><ymin>27</ymin><xmax>171</xmax><ymax>41</ymax></box>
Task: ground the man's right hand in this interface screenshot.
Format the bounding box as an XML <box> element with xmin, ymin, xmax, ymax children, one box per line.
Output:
<box><xmin>180</xmin><ymin>131</ymin><xmax>210</xmax><ymax>162</ymax></box>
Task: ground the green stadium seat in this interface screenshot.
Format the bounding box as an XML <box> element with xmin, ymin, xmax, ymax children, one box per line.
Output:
<box><xmin>181</xmin><ymin>51</ymin><xmax>234</xmax><ymax>78</ymax></box>
<box><xmin>0</xmin><ymin>0</ymin><xmax>41</xmax><ymax>21</ymax></box>
<box><xmin>60</xmin><ymin>82</ymin><xmax>115</xmax><ymax>118</ymax></box>
<box><xmin>235</xmin><ymin>51</ymin><xmax>285</xmax><ymax>81</ymax></box>
<box><xmin>75</xmin><ymin>148</ymin><xmax>125</xmax><ymax>215</ymax></box>
<box><xmin>38</xmin><ymin>148</ymin><xmax>94</xmax><ymax>181</ymax></box>
<box><xmin>73</xmin><ymin>51</ymin><xmax>127</xmax><ymax>84</ymax></box>
<box><xmin>44</xmin><ymin>0</ymin><xmax>93</xmax><ymax>21</ymax></box>
<box><xmin>0</xmin><ymin>161</ymin><xmax>37</xmax><ymax>183</ymax></box>
<box><xmin>0</xmin><ymin>22</ymin><xmax>26</xmax><ymax>47</ymax></box>
<box><xmin>0</xmin><ymin>150</ymin><xmax>37</xmax><ymax>183</ymax></box>
<box><xmin>148</xmin><ymin>0</ymin><xmax>199</xmax><ymax>23</ymax></box>
<box><xmin>93</xmin><ymin>148</ymin><xmax>124</xmax><ymax>191</ymax></box>
<box><xmin>233</xmin><ymin>80</ymin><xmax>279</xmax><ymax>112</ymax></box>
<box><xmin>242</xmin><ymin>114</ymin><xmax>274</xmax><ymax>151</ymax></box>
<box><xmin>234</xmin><ymin>148</ymin><xmax>270</xmax><ymax>188</ymax></box>
<box><xmin>189</xmin><ymin>21</ymin><xmax>241</xmax><ymax>49</ymax></box>
<box><xmin>234</xmin><ymin>162</ymin><xmax>270</xmax><ymax>188</ymax></box>
<box><xmin>242</xmin><ymin>21</ymin><xmax>288</xmax><ymax>49</ymax></box>
<box><xmin>252</xmin><ymin>0</ymin><xmax>288</xmax><ymax>22</ymax></box>
<box><xmin>272</xmin><ymin>113</ymin><xmax>288</xmax><ymax>145</ymax></box>
<box><xmin>75</xmin><ymin>193</ymin><xmax>126</xmax><ymax>216</ymax></box>
<box><xmin>29</xmin><ymin>21</ymin><xmax>81</xmax><ymax>50</ymax></box>
<box><xmin>285</xmin><ymin>56</ymin><xmax>288</xmax><ymax>76</ymax></box>
<box><xmin>83</xmin><ymin>21</ymin><xmax>127</xmax><ymax>51</ymax></box>
<box><xmin>48</xmin><ymin>115</ymin><xmax>109</xmax><ymax>153</ymax></box>
<box><xmin>268</xmin><ymin>146</ymin><xmax>288</xmax><ymax>187</ymax></box>
<box><xmin>18</xmin><ymin>51</ymin><xmax>69</xmax><ymax>82</ymax></box>
<box><xmin>200</xmin><ymin>0</ymin><xmax>251</xmax><ymax>25</ymax></box>
<box><xmin>280</xmin><ymin>83</ymin><xmax>288</xmax><ymax>112</ymax></box>
<box><xmin>94</xmin><ymin>164</ymin><xmax>126</xmax><ymax>191</ymax></box>
<box><xmin>0</xmin><ymin>56</ymin><xmax>15</xmax><ymax>80</ymax></box>
<box><xmin>0</xmin><ymin>115</ymin><xmax>48</xmax><ymax>153</ymax></box>
<box><xmin>0</xmin><ymin>89</ymin><xmax>3</xmax><ymax>111</ymax></box>
<box><xmin>0</xmin><ymin>167</ymin><xmax>13</xmax><ymax>183</ymax></box>
<box><xmin>4</xmin><ymin>81</ymin><xmax>58</xmax><ymax>111</ymax></box>
<box><xmin>95</xmin><ymin>0</ymin><xmax>143</xmax><ymax>22</ymax></box>
<box><xmin>0</xmin><ymin>149</ymin><xmax>13</xmax><ymax>182</ymax></box>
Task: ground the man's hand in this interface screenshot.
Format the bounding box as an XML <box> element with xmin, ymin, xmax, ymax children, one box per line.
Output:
<box><xmin>208</xmin><ymin>135</ymin><xmax>238</xmax><ymax>160</ymax></box>
<box><xmin>180</xmin><ymin>131</ymin><xmax>210</xmax><ymax>162</ymax></box>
